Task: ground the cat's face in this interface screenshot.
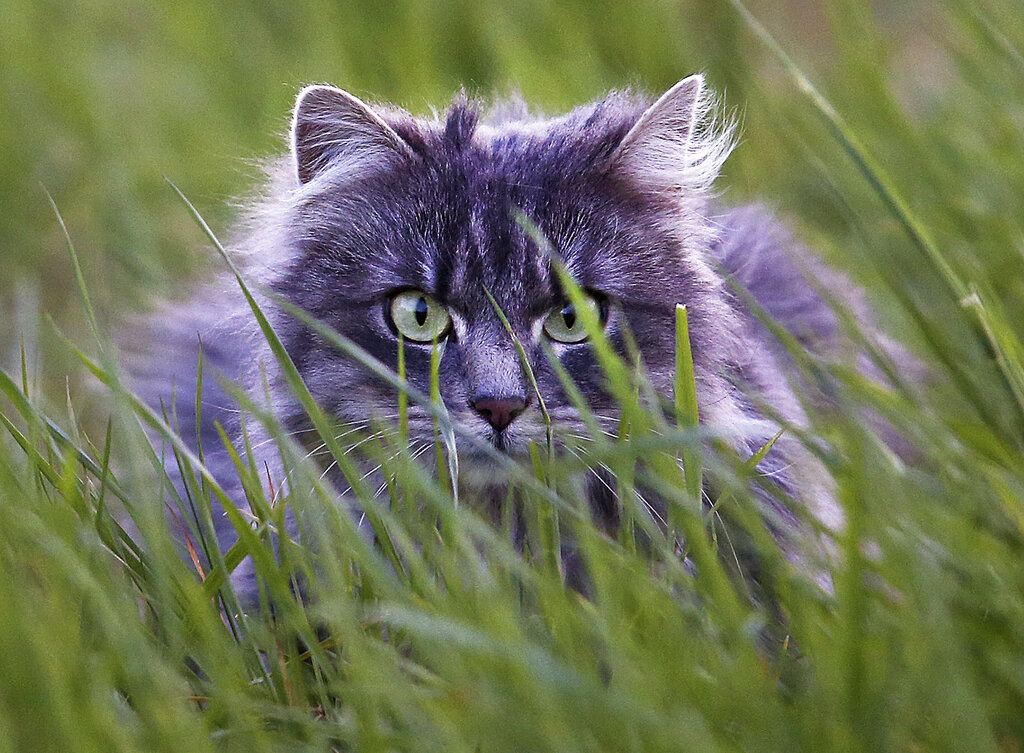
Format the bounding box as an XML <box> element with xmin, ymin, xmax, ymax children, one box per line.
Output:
<box><xmin>268</xmin><ymin>79</ymin><xmax>734</xmax><ymax>485</ymax></box>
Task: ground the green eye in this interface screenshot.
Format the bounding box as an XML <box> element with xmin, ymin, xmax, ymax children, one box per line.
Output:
<box><xmin>389</xmin><ymin>290</ymin><xmax>452</xmax><ymax>342</ymax></box>
<box><xmin>542</xmin><ymin>294</ymin><xmax>602</xmax><ymax>343</ymax></box>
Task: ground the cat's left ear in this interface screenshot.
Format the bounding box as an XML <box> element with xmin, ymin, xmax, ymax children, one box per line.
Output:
<box><xmin>290</xmin><ymin>85</ymin><xmax>413</xmax><ymax>184</ymax></box>
<box><xmin>612</xmin><ymin>74</ymin><xmax>733</xmax><ymax>193</ymax></box>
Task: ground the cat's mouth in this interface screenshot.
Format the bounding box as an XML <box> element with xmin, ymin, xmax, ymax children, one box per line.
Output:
<box><xmin>490</xmin><ymin>431</ymin><xmax>513</xmax><ymax>453</ymax></box>
<box><xmin>463</xmin><ymin>430</ymin><xmax>521</xmax><ymax>459</ymax></box>
<box><xmin>454</xmin><ymin>426</ymin><xmax>530</xmax><ymax>484</ymax></box>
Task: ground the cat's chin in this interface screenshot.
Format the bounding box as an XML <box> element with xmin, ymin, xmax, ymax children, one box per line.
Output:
<box><xmin>458</xmin><ymin>455</ymin><xmax>526</xmax><ymax>499</ymax></box>
<box><xmin>456</xmin><ymin>436</ymin><xmax>533</xmax><ymax>490</ymax></box>
<box><xmin>458</xmin><ymin>457</ymin><xmax>513</xmax><ymax>492</ymax></box>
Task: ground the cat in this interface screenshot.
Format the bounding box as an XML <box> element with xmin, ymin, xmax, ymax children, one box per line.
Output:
<box><xmin>141</xmin><ymin>75</ymin><xmax>882</xmax><ymax>597</ymax></box>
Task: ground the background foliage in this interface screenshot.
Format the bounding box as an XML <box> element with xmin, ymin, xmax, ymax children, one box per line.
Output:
<box><xmin>2</xmin><ymin>0</ymin><xmax>1024</xmax><ymax>750</ymax></box>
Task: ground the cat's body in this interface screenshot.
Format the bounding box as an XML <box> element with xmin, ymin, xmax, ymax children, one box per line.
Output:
<box><xmin>141</xmin><ymin>76</ymin><xmax>876</xmax><ymax>594</ymax></box>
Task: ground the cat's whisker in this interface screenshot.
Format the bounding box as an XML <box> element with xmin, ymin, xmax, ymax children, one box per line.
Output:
<box><xmin>312</xmin><ymin>439</ymin><xmax>434</xmax><ymax>528</ymax></box>
<box><xmin>289</xmin><ymin>423</ymin><xmax>377</xmax><ymax>464</ymax></box>
<box><xmin>409</xmin><ymin>442</ymin><xmax>434</xmax><ymax>461</ymax></box>
<box><xmin>351</xmin><ymin>442</ymin><xmax>429</xmax><ymax>533</ymax></box>
<box><xmin>755</xmin><ymin>460</ymin><xmax>796</xmax><ymax>480</ymax></box>
<box><xmin>588</xmin><ymin>412</ymin><xmax>624</xmax><ymax>424</ymax></box>
<box><xmin>197</xmin><ymin>401</ymin><xmax>243</xmax><ymax>414</ymax></box>
<box><xmin>572</xmin><ymin>444</ymin><xmax>668</xmax><ymax>528</ymax></box>
<box><xmin>563</xmin><ymin>446</ymin><xmax>591</xmax><ymax>469</ymax></box>
<box><xmin>260</xmin><ymin>424</ymin><xmax>339</xmax><ymax>452</ymax></box>
<box><xmin>313</xmin><ymin>431</ymin><xmax>385</xmax><ymax>485</ymax></box>
<box><xmin>584</xmin><ymin>465</ymin><xmax>621</xmax><ymax>512</ymax></box>
<box><xmin>627</xmin><ymin>485</ymin><xmax>665</xmax><ymax>528</ymax></box>
<box><xmin>564</xmin><ymin>446</ymin><xmax>618</xmax><ymax>499</ymax></box>
<box><xmin>564</xmin><ymin>428</ymin><xmax>618</xmax><ymax>443</ymax></box>
<box><xmin>332</xmin><ymin>428</ymin><xmax>392</xmax><ymax>459</ymax></box>
<box><xmin>303</xmin><ymin>441</ymin><xmax>332</xmax><ymax>462</ymax></box>
<box><xmin>242</xmin><ymin>426</ymin><xmax>323</xmax><ymax>454</ymax></box>
<box><xmin>316</xmin><ymin>458</ymin><xmax>339</xmax><ymax>484</ymax></box>
<box><xmin>335</xmin><ymin>439</ymin><xmax>431</xmax><ymax>494</ymax></box>
<box><xmin>710</xmin><ymin>506</ymin><xmax>744</xmax><ymax>578</ymax></box>
<box><xmin>563</xmin><ymin>434</ymin><xmax>595</xmax><ymax>444</ymax></box>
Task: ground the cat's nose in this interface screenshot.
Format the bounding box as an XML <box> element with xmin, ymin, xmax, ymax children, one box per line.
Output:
<box><xmin>470</xmin><ymin>395</ymin><xmax>527</xmax><ymax>432</ymax></box>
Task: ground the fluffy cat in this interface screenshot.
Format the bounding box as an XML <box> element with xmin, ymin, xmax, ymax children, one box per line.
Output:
<box><xmin>143</xmin><ymin>75</ymin><xmax>871</xmax><ymax>594</ymax></box>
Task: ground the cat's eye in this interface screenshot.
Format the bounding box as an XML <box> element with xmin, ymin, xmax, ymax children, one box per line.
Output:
<box><xmin>542</xmin><ymin>295</ymin><xmax>603</xmax><ymax>343</ymax></box>
<box><xmin>389</xmin><ymin>290</ymin><xmax>452</xmax><ymax>343</ymax></box>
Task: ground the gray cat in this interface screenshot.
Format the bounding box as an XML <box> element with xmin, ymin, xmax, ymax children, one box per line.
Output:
<box><xmin>145</xmin><ymin>75</ymin><xmax>871</xmax><ymax>595</ymax></box>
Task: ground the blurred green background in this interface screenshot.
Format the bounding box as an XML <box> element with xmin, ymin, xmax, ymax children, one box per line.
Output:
<box><xmin>5</xmin><ymin>4</ymin><xmax>1024</xmax><ymax>750</ymax></box>
<box><xmin>1</xmin><ymin>0</ymin><xmax>1023</xmax><ymax>424</ymax></box>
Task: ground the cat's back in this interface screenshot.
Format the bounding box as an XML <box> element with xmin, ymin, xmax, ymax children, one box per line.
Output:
<box><xmin>710</xmin><ymin>204</ymin><xmax>848</xmax><ymax>353</ymax></box>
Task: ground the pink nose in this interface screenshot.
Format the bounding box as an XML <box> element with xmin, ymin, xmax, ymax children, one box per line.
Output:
<box><xmin>471</xmin><ymin>395</ymin><xmax>527</xmax><ymax>432</ymax></box>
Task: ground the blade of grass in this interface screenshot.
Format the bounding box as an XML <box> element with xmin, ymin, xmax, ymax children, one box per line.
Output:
<box><xmin>43</xmin><ymin>187</ymin><xmax>103</xmax><ymax>353</ymax></box>
<box><xmin>674</xmin><ymin>304</ymin><xmax>704</xmax><ymax>510</ymax></box>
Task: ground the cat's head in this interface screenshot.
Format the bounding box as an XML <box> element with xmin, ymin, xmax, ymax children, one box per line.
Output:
<box><xmin>259</xmin><ymin>77</ymin><xmax>738</xmax><ymax>485</ymax></box>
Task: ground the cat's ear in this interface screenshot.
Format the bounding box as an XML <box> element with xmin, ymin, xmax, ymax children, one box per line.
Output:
<box><xmin>612</xmin><ymin>74</ymin><xmax>732</xmax><ymax>193</ymax></box>
<box><xmin>291</xmin><ymin>85</ymin><xmax>413</xmax><ymax>184</ymax></box>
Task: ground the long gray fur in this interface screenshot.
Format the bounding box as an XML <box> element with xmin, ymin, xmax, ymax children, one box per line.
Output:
<box><xmin>139</xmin><ymin>76</ymin><xmax>890</xmax><ymax>595</ymax></box>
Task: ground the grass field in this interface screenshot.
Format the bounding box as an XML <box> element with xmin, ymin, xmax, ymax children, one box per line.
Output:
<box><xmin>3</xmin><ymin>0</ymin><xmax>1024</xmax><ymax>751</ymax></box>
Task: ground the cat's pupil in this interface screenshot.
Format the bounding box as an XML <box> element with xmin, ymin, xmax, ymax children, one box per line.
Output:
<box><xmin>561</xmin><ymin>304</ymin><xmax>576</xmax><ymax>330</ymax></box>
<box><xmin>414</xmin><ymin>297</ymin><xmax>429</xmax><ymax>326</ymax></box>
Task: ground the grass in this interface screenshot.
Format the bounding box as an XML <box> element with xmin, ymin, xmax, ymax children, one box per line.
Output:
<box><xmin>3</xmin><ymin>0</ymin><xmax>1024</xmax><ymax>751</ymax></box>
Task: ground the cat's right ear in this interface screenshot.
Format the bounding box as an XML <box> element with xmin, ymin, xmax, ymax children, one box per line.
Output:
<box><xmin>291</xmin><ymin>85</ymin><xmax>413</xmax><ymax>185</ymax></box>
<box><xmin>611</xmin><ymin>74</ymin><xmax>733</xmax><ymax>194</ymax></box>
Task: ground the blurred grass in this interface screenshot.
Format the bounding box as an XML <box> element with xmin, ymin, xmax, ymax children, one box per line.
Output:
<box><xmin>0</xmin><ymin>0</ymin><xmax>922</xmax><ymax>325</ymax></box>
<box><xmin>3</xmin><ymin>0</ymin><xmax>1024</xmax><ymax>750</ymax></box>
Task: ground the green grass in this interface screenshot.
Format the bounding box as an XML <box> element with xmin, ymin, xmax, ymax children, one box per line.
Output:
<box><xmin>3</xmin><ymin>0</ymin><xmax>1024</xmax><ymax>750</ymax></box>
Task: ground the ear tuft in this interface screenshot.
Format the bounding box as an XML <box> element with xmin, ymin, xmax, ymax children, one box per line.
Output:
<box><xmin>613</xmin><ymin>74</ymin><xmax>734</xmax><ymax>194</ymax></box>
<box><xmin>291</xmin><ymin>85</ymin><xmax>412</xmax><ymax>185</ymax></box>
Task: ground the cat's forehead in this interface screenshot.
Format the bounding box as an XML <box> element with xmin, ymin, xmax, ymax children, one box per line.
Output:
<box><xmin>401</xmin><ymin>99</ymin><xmax>645</xmax><ymax>304</ymax></box>
<box><xmin>424</xmin><ymin>95</ymin><xmax>639</xmax><ymax>180</ymax></box>
<box><xmin>295</xmin><ymin>93</ymin><xmax>678</xmax><ymax>316</ymax></box>
<box><xmin>416</xmin><ymin>158</ymin><xmax>559</xmax><ymax>321</ymax></box>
